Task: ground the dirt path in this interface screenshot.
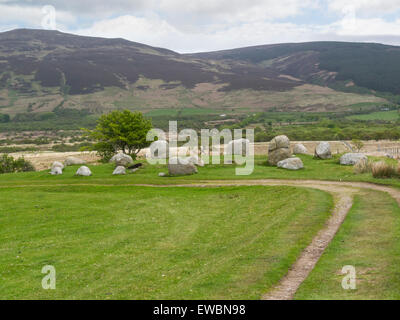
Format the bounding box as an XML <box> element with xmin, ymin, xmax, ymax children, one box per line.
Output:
<box><xmin>2</xmin><ymin>178</ymin><xmax>400</xmax><ymax>299</ymax></box>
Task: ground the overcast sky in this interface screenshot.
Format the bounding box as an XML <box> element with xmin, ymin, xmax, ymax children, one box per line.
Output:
<box><xmin>1</xmin><ymin>0</ymin><xmax>400</xmax><ymax>52</ymax></box>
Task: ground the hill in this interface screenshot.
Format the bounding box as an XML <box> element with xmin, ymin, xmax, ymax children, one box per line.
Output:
<box><xmin>0</xmin><ymin>29</ymin><xmax>397</xmax><ymax>130</ymax></box>
<box><xmin>190</xmin><ymin>41</ymin><xmax>400</xmax><ymax>95</ymax></box>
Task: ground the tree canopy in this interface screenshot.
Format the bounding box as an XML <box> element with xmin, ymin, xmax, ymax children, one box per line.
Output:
<box><xmin>87</xmin><ymin>110</ymin><xmax>152</xmax><ymax>160</ymax></box>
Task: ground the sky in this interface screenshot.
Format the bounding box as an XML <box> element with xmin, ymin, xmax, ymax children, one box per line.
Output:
<box><xmin>1</xmin><ymin>0</ymin><xmax>400</xmax><ymax>53</ymax></box>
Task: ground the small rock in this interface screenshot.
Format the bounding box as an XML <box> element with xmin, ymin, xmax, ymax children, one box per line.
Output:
<box><xmin>130</xmin><ymin>168</ymin><xmax>139</xmax><ymax>173</ymax></box>
<box><xmin>75</xmin><ymin>166</ymin><xmax>92</xmax><ymax>176</ymax></box>
<box><xmin>158</xmin><ymin>172</ymin><xmax>167</xmax><ymax>177</ymax></box>
<box><xmin>277</xmin><ymin>157</ymin><xmax>304</xmax><ymax>170</ymax></box>
<box><xmin>112</xmin><ymin>166</ymin><xmax>126</xmax><ymax>175</ymax></box>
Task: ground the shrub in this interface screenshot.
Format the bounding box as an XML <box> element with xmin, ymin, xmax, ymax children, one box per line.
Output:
<box><xmin>0</xmin><ymin>154</ymin><xmax>35</xmax><ymax>174</ymax></box>
<box><xmin>354</xmin><ymin>158</ymin><xmax>371</xmax><ymax>174</ymax></box>
<box><xmin>371</xmin><ymin>161</ymin><xmax>398</xmax><ymax>179</ymax></box>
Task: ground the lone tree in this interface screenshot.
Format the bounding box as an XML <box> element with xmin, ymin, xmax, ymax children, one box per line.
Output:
<box><xmin>87</xmin><ymin>110</ymin><xmax>152</xmax><ymax>161</ymax></box>
<box><xmin>351</xmin><ymin>139</ymin><xmax>364</xmax><ymax>153</ymax></box>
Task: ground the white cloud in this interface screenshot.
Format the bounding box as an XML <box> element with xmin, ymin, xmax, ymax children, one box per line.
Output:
<box><xmin>2</xmin><ymin>0</ymin><xmax>400</xmax><ymax>52</ymax></box>
<box><xmin>328</xmin><ymin>0</ymin><xmax>400</xmax><ymax>16</ymax></box>
<box><xmin>0</xmin><ymin>4</ymin><xmax>76</xmax><ymax>28</ymax></box>
<box><xmin>329</xmin><ymin>17</ymin><xmax>400</xmax><ymax>36</ymax></box>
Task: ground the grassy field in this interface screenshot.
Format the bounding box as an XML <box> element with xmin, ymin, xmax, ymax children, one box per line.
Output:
<box><xmin>1</xmin><ymin>153</ymin><xmax>400</xmax><ymax>299</ymax></box>
<box><xmin>348</xmin><ymin>110</ymin><xmax>400</xmax><ymax>121</ymax></box>
<box><xmin>295</xmin><ymin>189</ymin><xmax>400</xmax><ymax>299</ymax></box>
<box><xmin>0</xmin><ymin>185</ymin><xmax>332</xmax><ymax>299</ymax></box>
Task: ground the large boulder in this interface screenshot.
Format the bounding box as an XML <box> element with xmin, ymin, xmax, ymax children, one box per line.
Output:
<box><xmin>112</xmin><ymin>166</ymin><xmax>126</xmax><ymax>175</ymax></box>
<box><xmin>75</xmin><ymin>166</ymin><xmax>92</xmax><ymax>176</ymax></box>
<box><xmin>109</xmin><ymin>153</ymin><xmax>133</xmax><ymax>167</ymax></box>
<box><xmin>314</xmin><ymin>142</ymin><xmax>332</xmax><ymax>159</ymax></box>
<box><xmin>277</xmin><ymin>157</ymin><xmax>304</xmax><ymax>170</ymax></box>
<box><xmin>268</xmin><ymin>135</ymin><xmax>291</xmax><ymax>165</ymax></box>
<box><xmin>50</xmin><ymin>166</ymin><xmax>63</xmax><ymax>175</ymax></box>
<box><xmin>51</xmin><ymin>161</ymin><xmax>64</xmax><ymax>170</ymax></box>
<box><xmin>64</xmin><ymin>156</ymin><xmax>86</xmax><ymax>166</ymax></box>
<box><xmin>224</xmin><ymin>139</ymin><xmax>250</xmax><ymax>156</ymax></box>
<box><xmin>340</xmin><ymin>153</ymin><xmax>368</xmax><ymax>166</ymax></box>
<box><xmin>168</xmin><ymin>157</ymin><xmax>198</xmax><ymax>176</ymax></box>
<box><xmin>149</xmin><ymin>140</ymin><xmax>169</xmax><ymax>159</ymax></box>
<box><xmin>293</xmin><ymin>143</ymin><xmax>308</xmax><ymax>155</ymax></box>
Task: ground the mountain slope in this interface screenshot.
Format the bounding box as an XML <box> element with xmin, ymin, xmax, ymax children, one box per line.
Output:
<box><xmin>0</xmin><ymin>29</ymin><xmax>299</xmax><ymax>95</ymax></box>
<box><xmin>189</xmin><ymin>41</ymin><xmax>400</xmax><ymax>95</ymax></box>
<box><xmin>0</xmin><ymin>29</ymin><xmax>393</xmax><ymax>124</ymax></box>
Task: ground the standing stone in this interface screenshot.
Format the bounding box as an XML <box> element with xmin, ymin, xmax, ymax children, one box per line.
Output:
<box><xmin>51</xmin><ymin>161</ymin><xmax>64</xmax><ymax>170</ymax></box>
<box><xmin>268</xmin><ymin>135</ymin><xmax>292</xmax><ymax>165</ymax></box>
<box><xmin>224</xmin><ymin>139</ymin><xmax>250</xmax><ymax>156</ymax></box>
<box><xmin>50</xmin><ymin>166</ymin><xmax>63</xmax><ymax>175</ymax></box>
<box><xmin>277</xmin><ymin>157</ymin><xmax>304</xmax><ymax>170</ymax></box>
<box><xmin>64</xmin><ymin>156</ymin><xmax>86</xmax><ymax>166</ymax></box>
<box><xmin>293</xmin><ymin>143</ymin><xmax>308</xmax><ymax>155</ymax></box>
<box><xmin>168</xmin><ymin>157</ymin><xmax>198</xmax><ymax>176</ymax></box>
<box><xmin>149</xmin><ymin>140</ymin><xmax>169</xmax><ymax>159</ymax></box>
<box><xmin>340</xmin><ymin>153</ymin><xmax>368</xmax><ymax>165</ymax></box>
<box><xmin>109</xmin><ymin>153</ymin><xmax>134</xmax><ymax>167</ymax></box>
<box><xmin>112</xmin><ymin>166</ymin><xmax>126</xmax><ymax>175</ymax></box>
<box><xmin>314</xmin><ymin>142</ymin><xmax>332</xmax><ymax>159</ymax></box>
<box><xmin>75</xmin><ymin>166</ymin><xmax>92</xmax><ymax>176</ymax></box>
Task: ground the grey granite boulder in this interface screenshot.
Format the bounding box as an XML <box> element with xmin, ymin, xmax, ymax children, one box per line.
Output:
<box><xmin>314</xmin><ymin>142</ymin><xmax>332</xmax><ymax>159</ymax></box>
<box><xmin>64</xmin><ymin>156</ymin><xmax>86</xmax><ymax>166</ymax></box>
<box><xmin>51</xmin><ymin>161</ymin><xmax>64</xmax><ymax>170</ymax></box>
<box><xmin>149</xmin><ymin>140</ymin><xmax>169</xmax><ymax>159</ymax></box>
<box><xmin>112</xmin><ymin>166</ymin><xmax>126</xmax><ymax>175</ymax></box>
<box><xmin>293</xmin><ymin>143</ymin><xmax>308</xmax><ymax>155</ymax></box>
<box><xmin>109</xmin><ymin>153</ymin><xmax>133</xmax><ymax>167</ymax></box>
<box><xmin>340</xmin><ymin>153</ymin><xmax>367</xmax><ymax>165</ymax></box>
<box><xmin>50</xmin><ymin>166</ymin><xmax>63</xmax><ymax>175</ymax></box>
<box><xmin>268</xmin><ymin>135</ymin><xmax>292</xmax><ymax>165</ymax></box>
<box><xmin>224</xmin><ymin>139</ymin><xmax>250</xmax><ymax>156</ymax></box>
<box><xmin>277</xmin><ymin>157</ymin><xmax>304</xmax><ymax>170</ymax></box>
<box><xmin>75</xmin><ymin>166</ymin><xmax>92</xmax><ymax>176</ymax></box>
<box><xmin>168</xmin><ymin>157</ymin><xmax>198</xmax><ymax>176</ymax></box>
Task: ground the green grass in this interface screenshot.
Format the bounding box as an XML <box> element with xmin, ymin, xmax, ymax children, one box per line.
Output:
<box><xmin>0</xmin><ymin>185</ymin><xmax>332</xmax><ymax>299</ymax></box>
<box><xmin>348</xmin><ymin>110</ymin><xmax>400</xmax><ymax>121</ymax></box>
<box><xmin>295</xmin><ymin>190</ymin><xmax>400</xmax><ymax>299</ymax></box>
<box><xmin>0</xmin><ymin>155</ymin><xmax>399</xmax><ymax>189</ymax></box>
